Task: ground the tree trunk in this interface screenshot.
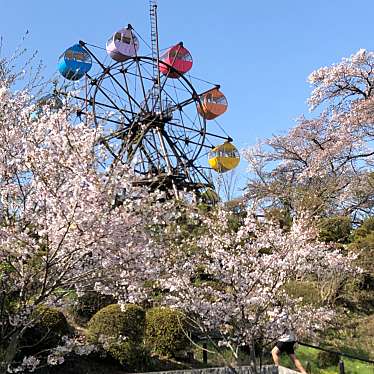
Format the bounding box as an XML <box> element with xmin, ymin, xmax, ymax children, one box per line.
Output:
<box><xmin>1</xmin><ymin>331</ymin><xmax>20</xmax><ymax>374</ymax></box>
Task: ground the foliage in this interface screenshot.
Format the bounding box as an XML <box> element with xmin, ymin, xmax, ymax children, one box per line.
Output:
<box><xmin>34</xmin><ymin>306</ymin><xmax>69</xmax><ymax>336</ymax></box>
<box><xmin>157</xmin><ymin>206</ymin><xmax>356</xmax><ymax>360</ymax></box>
<box><xmin>0</xmin><ymin>70</ymin><xmax>170</xmax><ymax>371</ymax></box>
<box><xmin>264</xmin><ymin>207</ymin><xmax>292</xmax><ymax>231</ymax></box>
<box><xmin>105</xmin><ymin>341</ymin><xmax>149</xmax><ymax>371</ymax></box>
<box><xmin>21</xmin><ymin>306</ymin><xmax>70</xmax><ymax>353</ymax></box>
<box><xmin>281</xmin><ymin>345</ymin><xmax>373</xmax><ymax>374</ymax></box>
<box><xmin>317</xmin><ymin>216</ymin><xmax>351</xmax><ymax>244</ymax></box>
<box><xmin>343</xmin><ymin>216</ymin><xmax>374</xmax><ymax>312</ymax></box>
<box><xmin>145</xmin><ymin>307</ymin><xmax>190</xmax><ymax>358</ymax></box>
<box><xmin>87</xmin><ymin>304</ymin><xmax>145</xmax><ymax>345</ymax></box>
<box><xmin>317</xmin><ymin>350</ymin><xmax>340</xmax><ymax>368</ymax></box>
<box><xmin>87</xmin><ymin>303</ymin><xmax>148</xmax><ymax>370</ymax></box>
<box><xmin>284</xmin><ymin>281</ymin><xmax>322</xmax><ymax>306</ymax></box>
<box><xmin>350</xmin><ymin>220</ymin><xmax>374</xmax><ymax>275</ymax></box>
<box><xmin>324</xmin><ymin>313</ymin><xmax>374</xmax><ymax>359</ymax></box>
<box><xmin>70</xmin><ymin>291</ymin><xmax>116</xmax><ymax>324</ymax></box>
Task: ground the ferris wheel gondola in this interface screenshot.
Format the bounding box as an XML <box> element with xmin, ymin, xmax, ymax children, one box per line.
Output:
<box><xmin>58</xmin><ymin>44</ymin><xmax>92</xmax><ymax>81</ymax></box>
<box><xmin>159</xmin><ymin>43</ymin><xmax>193</xmax><ymax>78</ymax></box>
<box><xmin>197</xmin><ymin>88</ymin><xmax>228</xmax><ymax>120</ymax></box>
<box><xmin>106</xmin><ymin>25</ymin><xmax>139</xmax><ymax>62</ymax></box>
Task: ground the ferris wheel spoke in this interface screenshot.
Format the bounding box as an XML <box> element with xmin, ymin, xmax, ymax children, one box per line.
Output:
<box><xmin>91</xmin><ymin>77</ymin><xmax>133</xmax><ymax>124</ymax></box>
<box><xmin>163</xmin><ymin>141</ymin><xmax>196</xmax><ymax>176</ymax></box>
<box><xmin>134</xmin><ymin>59</ymin><xmax>153</xmax><ymax>112</ymax></box>
<box><xmin>108</xmin><ymin>76</ymin><xmax>129</xmax><ymax>112</ymax></box>
<box><xmin>121</xmin><ymin>67</ymin><xmax>136</xmax><ymax>114</ymax></box>
<box><xmin>128</xmin><ymin>61</ymin><xmax>193</xmax><ymax>95</ymax></box>
<box><xmin>95</xmin><ymin>81</ymin><xmax>132</xmax><ymax>109</ymax></box>
<box><xmin>166</xmin><ymin>120</ymin><xmax>227</xmax><ymax>142</ymax></box>
<box><xmin>120</xmin><ymin>124</ymin><xmax>159</xmax><ymax>164</ymax></box>
<box><xmin>167</xmin><ymin>134</ymin><xmax>212</xmax><ymax>150</ymax></box>
<box><xmin>92</xmin><ymin>66</ymin><xmax>144</xmax><ymax>116</ymax></box>
<box><xmin>105</xmin><ymin>72</ymin><xmax>144</xmax><ymax>113</ymax></box>
<box><xmin>164</xmin><ymin>86</ymin><xmax>219</xmax><ymax>115</ymax></box>
<box><xmin>138</xmin><ymin>143</ymin><xmax>159</xmax><ymax>169</ymax></box>
<box><xmin>89</xmin><ymin>97</ymin><xmax>137</xmax><ymax>117</ymax></box>
<box><xmin>160</xmin><ymin>130</ymin><xmax>190</xmax><ymax>168</ymax></box>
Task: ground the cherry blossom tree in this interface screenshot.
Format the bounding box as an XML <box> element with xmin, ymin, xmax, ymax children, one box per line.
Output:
<box><xmin>244</xmin><ymin>49</ymin><xmax>374</xmax><ymax>219</ymax></box>
<box><xmin>155</xmin><ymin>206</ymin><xmax>355</xmax><ymax>364</ymax></box>
<box><xmin>0</xmin><ymin>71</ymin><xmax>171</xmax><ymax>372</ymax></box>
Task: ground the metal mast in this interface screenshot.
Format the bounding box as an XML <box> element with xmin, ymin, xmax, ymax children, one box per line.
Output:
<box><xmin>149</xmin><ymin>0</ymin><xmax>163</xmax><ymax>113</ymax></box>
<box><xmin>149</xmin><ymin>1</ymin><xmax>179</xmax><ymax>197</ymax></box>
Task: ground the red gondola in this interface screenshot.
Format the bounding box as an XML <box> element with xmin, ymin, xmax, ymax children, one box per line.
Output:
<box><xmin>159</xmin><ymin>43</ymin><xmax>193</xmax><ymax>78</ymax></box>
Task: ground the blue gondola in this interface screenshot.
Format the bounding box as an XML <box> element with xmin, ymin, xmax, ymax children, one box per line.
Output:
<box><xmin>58</xmin><ymin>44</ymin><xmax>92</xmax><ymax>81</ymax></box>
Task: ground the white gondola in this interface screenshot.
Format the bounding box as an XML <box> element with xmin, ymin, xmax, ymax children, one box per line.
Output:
<box><xmin>106</xmin><ymin>26</ymin><xmax>139</xmax><ymax>62</ymax></box>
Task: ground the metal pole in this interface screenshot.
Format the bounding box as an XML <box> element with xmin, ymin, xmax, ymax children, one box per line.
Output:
<box><xmin>202</xmin><ymin>343</ymin><xmax>208</xmax><ymax>365</ymax></box>
<box><xmin>155</xmin><ymin>128</ymin><xmax>179</xmax><ymax>198</ymax></box>
<box><xmin>153</xmin><ymin>3</ymin><xmax>163</xmax><ymax>114</ymax></box>
<box><xmin>306</xmin><ymin>361</ymin><xmax>312</xmax><ymax>373</ymax></box>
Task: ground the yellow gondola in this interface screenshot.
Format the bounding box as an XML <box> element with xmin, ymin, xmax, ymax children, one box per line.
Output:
<box><xmin>208</xmin><ymin>142</ymin><xmax>240</xmax><ymax>173</ymax></box>
<box><xmin>197</xmin><ymin>88</ymin><xmax>228</xmax><ymax>120</ymax></box>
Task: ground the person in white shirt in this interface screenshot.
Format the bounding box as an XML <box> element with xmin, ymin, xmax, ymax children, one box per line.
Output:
<box><xmin>271</xmin><ymin>331</ymin><xmax>308</xmax><ymax>374</ymax></box>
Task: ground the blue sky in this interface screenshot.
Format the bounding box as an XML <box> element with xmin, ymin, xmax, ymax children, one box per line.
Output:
<box><xmin>1</xmin><ymin>0</ymin><xmax>373</xmax><ymax>193</ymax></box>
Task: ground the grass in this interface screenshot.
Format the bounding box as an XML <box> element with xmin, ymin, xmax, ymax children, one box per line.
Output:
<box><xmin>193</xmin><ymin>343</ymin><xmax>374</xmax><ymax>373</ymax></box>
<box><xmin>280</xmin><ymin>346</ymin><xmax>374</xmax><ymax>374</ymax></box>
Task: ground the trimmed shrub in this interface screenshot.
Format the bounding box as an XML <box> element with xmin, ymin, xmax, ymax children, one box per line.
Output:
<box><xmin>317</xmin><ymin>350</ymin><xmax>340</xmax><ymax>368</ymax></box>
<box><xmin>87</xmin><ymin>303</ymin><xmax>146</xmax><ymax>370</ymax></box>
<box><xmin>87</xmin><ymin>303</ymin><xmax>145</xmax><ymax>344</ymax></box>
<box><xmin>70</xmin><ymin>291</ymin><xmax>116</xmax><ymax>324</ymax></box>
<box><xmin>108</xmin><ymin>341</ymin><xmax>150</xmax><ymax>371</ymax></box>
<box><xmin>145</xmin><ymin>307</ymin><xmax>190</xmax><ymax>358</ymax></box>
<box><xmin>22</xmin><ymin>306</ymin><xmax>70</xmax><ymax>353</ymax></box>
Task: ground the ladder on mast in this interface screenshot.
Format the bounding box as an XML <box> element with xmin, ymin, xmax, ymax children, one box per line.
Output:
<box><xmin>149</xmin><ymin>0</ymin><xmax>162</xmax><ymax>113</ymax></box>
<box><xmin>149</xmin><ymin>0</ymin><xmax>179</xmax><ymax>197</ymax></box>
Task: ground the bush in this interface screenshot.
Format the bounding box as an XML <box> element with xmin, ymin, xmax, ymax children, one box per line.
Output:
<box><xmin>318</xmin><ymin>216</ymin><xmax>351</xmax><ymax>243</ymax></box>
<box><xmin>87</xmin><ymin>303</ymin><xmax>146</xmax><ymax>370</ymax></box>
<box><xmin>145</xmin><ymin>307</ymin><xmax>190</xmax><ymax>358</ymax></box>
<box><xmin>22</xmin><ymin>306</ymin><xmax>70</xmax><ymax>353</ymax></box>
<box><xmin>284</xmin><ymin>280</ymin><xmax>322</xmax><ymax>305</ymax></box>
<box><xmin>70</xmin><ymin>291</ymin><xmax>116</xmax><ymax>324</ymax></box>
<box><xmin>353</xmin><ymin>216</ymin><xmax>374</xmax><ymax>240</ymax></box>
<box><xmin>317</xmin><ymin>350</ymin><xmax>340</xmax><ymax>368</ymax></box>
<box><xmin>108</xmin><ymin>341</ymin><xmax>150</xmax><ymax>371</ymax></box>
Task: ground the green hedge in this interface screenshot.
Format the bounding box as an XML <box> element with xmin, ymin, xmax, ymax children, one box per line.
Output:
<box><xmin>22</xmin><ymin>306</ymin><xmax>70</xmax><ymax>353</ymax></box>
<box><xmin>145</xmin><ymin>306</ymin><xmax>190</xmax><ymax>358</ymax></box>
<box><xmin>87</xmin><ymin>303</ymin><xmax>147</xmax><ymax>370</ymax></box>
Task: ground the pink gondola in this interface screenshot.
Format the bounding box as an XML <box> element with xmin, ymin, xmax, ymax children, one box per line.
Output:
<box><xmin>159</xmin><ymin>43</ymin><xmax>193</xmax><ymax>78</ymax></box>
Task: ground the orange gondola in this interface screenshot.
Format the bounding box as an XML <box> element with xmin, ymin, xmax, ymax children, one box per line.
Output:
<box><xmin>197</xmin><ymin>88</ymin><xmax>228</xmax><ymax>120</ymax></box>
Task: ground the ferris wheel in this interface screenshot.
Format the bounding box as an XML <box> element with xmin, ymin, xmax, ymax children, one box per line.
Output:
<box><xmin>54</xmin><ymin>1</ymin><xmax>240</xmax><ymax>197</ymax></box>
